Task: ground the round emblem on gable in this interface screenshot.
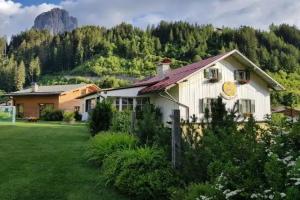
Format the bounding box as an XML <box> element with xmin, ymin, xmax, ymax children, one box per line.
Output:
<box><xmin>222</xmin><ymin>82</ymin><xmax>237</xmax><ymax>98</ymax></box>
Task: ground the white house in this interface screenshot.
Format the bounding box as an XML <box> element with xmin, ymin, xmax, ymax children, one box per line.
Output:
<box><xmin>79</xmin><ymin>50</ymin><xmax>284</xmax><ymax>123</ymax></box>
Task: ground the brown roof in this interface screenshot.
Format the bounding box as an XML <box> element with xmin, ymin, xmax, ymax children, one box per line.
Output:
<box><xmin>8</xmin><ymin>84</ymin><xmax>99</xmax><ymax>96</ymax></box>
<box><xmin>135</xmin><ymin>52</ymin><xmax>229</xmax><ymax>94</ymax></box>
<box><xmin>135</xmin><ymin>49</ymin><xmax>284</xmax><ymax>94</ymax></box>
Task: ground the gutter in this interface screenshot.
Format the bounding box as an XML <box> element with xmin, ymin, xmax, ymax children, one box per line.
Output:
<box><xmin>159</xmin><ymin>89</ymin><xmax>190</xmax><ymax>121</ymax></box>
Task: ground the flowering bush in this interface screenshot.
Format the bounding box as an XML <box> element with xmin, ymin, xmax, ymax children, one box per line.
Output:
<box><xmin>178</xmin><ymin>97</ymin><xmax>300</xmax><ymax>199</ymax></box>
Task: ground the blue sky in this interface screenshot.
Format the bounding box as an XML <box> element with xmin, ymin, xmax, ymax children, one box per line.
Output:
<box><xmin>1</xmin><ymin>0</ymin><xmax>300</xmax><ymax>39</ymax></box>
<box><xmin>15</xmin><ymin>0</ymin><xmax>61</xmax><ymax>6</ymax></box>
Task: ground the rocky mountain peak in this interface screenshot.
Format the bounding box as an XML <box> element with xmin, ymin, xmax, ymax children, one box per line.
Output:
<box><xmin>33</xmin><ymin>8</ymin><xmax>78</xmax><ymax>35</ymax></box>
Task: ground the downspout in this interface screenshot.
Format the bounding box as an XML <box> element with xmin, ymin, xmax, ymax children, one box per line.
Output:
<box><xmin>159</xmin><ymin>88</ymin><xmax>190</xmax><ymax>121</ymax></box>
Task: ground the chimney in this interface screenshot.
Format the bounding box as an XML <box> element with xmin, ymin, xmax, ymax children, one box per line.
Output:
<box><xmin>157</xmin><ymin>58</ymin><xmax>171</xmax><ymax>77</ymax></box>
<box><xmin>31</xmin><ymin>82</ymin><xmax>39</xmax><ymax>92</ymax></box>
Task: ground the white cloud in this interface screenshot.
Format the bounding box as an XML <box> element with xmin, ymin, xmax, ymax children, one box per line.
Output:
<box><xmin>0</xmin><ymin>0</ymin><xmax>58</xmax><ymax>39</ymax></box>
<box><xmin>0</xmin><ymin>0</ymin><xmax>299</xmax><ymax>40</ymax></box>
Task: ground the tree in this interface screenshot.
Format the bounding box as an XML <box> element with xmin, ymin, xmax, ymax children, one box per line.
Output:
<box><xmin>14</xmin><ymin>60</ymin><xmax>25</xmax><ymax>90</ymax></box>
<box><xmin>28</xmin><ymin>57</ymin><xmax>41</xmax><ymax>82</ymax></box>
<box><xmin>282</xmin><ymin>92</ymin><xmax>297</xmax><ymax>120</ymax></box>
<box><xmin>88</xmin><ymin>100</ymin><xmax>113</xmax><ymax>136</ymax></box>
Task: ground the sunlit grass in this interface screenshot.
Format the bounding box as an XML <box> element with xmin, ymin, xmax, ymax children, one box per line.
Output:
<box><xmin>0</xmin><ymin>122</ymin><xmax>127</xmax><ymax>200</ymax></box>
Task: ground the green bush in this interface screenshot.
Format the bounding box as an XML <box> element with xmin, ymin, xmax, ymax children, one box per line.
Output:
<box><xmin>41</xmin><ymin>108</ymin><xmax>63</xmax><ymax>121</ymax></box>
<box><xmin>171</xmin><ymin>183</ymin><xmax>223</xmax><ymax>200</ymax></box>
<box><xmin>101</xmin><ymin>147</ymin><xmax>179</xmax><ymax>200</ymax></box>
<box><xmin>110</xmin><ymin>111</ymin><xmax>132</xmax><ymax>133</ymax></box>
<box><xmin>136</xmin><ymin>104</ymin><xmax>165</xmax><ymax>145</ymax></box>
<box><xmin>88</xmin><ymin>101</ymin><xmax>113</xmax><ymax>136</ymax></box>
<box><xmin>63</xmin><ymin>111</ymin><xmax>75</xmax><ymax>123</ymax></box>
<box><xmin>74</xmin><ymin>110</ymin><xmax>82</xmax><ymax>121</ymax></box>
<box><xmin>0</xmin><ymin>111</ymin><xmax>11</xmax><ymax>121</ymax></box>
<box><xmin>85</xmin><ymin>131</ymin><xmax>137</xmax><ymax>166</ymax></box>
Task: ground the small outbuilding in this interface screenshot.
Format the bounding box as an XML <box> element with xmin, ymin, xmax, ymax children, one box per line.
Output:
<box><xmin>8</xmin><ymin>83</ymin><xmax>100</xmax><ymax>118</ymax></box>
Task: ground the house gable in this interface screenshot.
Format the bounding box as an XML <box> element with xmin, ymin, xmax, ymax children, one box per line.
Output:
<box><xmin>178</xmin><ymin>54</ymin><xmax>272</xmax><ymax>121</ymax></box>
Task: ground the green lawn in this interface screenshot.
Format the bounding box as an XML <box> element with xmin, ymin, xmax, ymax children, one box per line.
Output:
<box><xmin>0</xmin><ymin>122</ymin><xmax>127</xmax><ymax>200</ymax></box>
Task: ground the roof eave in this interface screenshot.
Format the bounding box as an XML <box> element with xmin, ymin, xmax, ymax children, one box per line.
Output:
<box><xmin>8</xmin><ymin>92</ymin><xmax>62</xmax><ymax>96</ymax></box>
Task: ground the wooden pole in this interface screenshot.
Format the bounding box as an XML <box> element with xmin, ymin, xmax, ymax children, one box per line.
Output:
<box><xmin>171</xmin><ymin>109</ymin><xmax>181</xmax><ymax>169</ymax></box>
<box><xmin>131</xmin><ymin>111</ymin><xmax>136</xmax><ymax>134</ymax></box>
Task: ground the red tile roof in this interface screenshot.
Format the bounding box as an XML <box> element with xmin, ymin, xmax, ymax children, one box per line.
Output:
<box><xmin>136</xmin><ymin>52</ymin><xmax>229</xmax><ymax>94</ymax></box>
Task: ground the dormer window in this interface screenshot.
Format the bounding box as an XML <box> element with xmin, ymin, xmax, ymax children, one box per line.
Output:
<box><xmin>234</xmin><ymin>70</ymin><xmax>250</xmax><ymax>84</ymax></box>
<box><xmin>204</xmin><ymin>68</ymin><xmax>222</xmax><ymax>82</ymax></box>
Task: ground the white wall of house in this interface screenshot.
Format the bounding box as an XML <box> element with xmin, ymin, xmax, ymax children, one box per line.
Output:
<box><xmin>150</xmin><ymin>86</ymin><xmax>180</xmax><ymax>123</ymax></box>
<box><xmin>178</xmin><ymin>56</ymin><xmax>271</xmax><ymax>121</ymax></box>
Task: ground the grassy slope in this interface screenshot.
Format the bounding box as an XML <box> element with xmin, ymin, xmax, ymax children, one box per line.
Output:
<box><xmin>0</xmin><ymin>122</ymin><xmax>127</xmax><ymax>200</ymax></box>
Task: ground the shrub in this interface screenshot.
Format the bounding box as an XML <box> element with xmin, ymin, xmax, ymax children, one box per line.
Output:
<box><xmin>63</xmin><ymin>111</ymin><xmax>75</xmax><ymax>123</ymax></box>
<box><xmin>85</xmin><ymin>131</ymin><xmax>137</xmax><ymax>166</ymax></box>
<box><xmin>136</xmin><ymin>104</ymin><xmax>171</xmax><ymax>146</ymax></box>
<box><xmin>101</xmin><ymin>147</ymin><xmax>179</xmax><ymax>200</ymax></box>
<box><xmin>88</xmin><ymin>101</ymin><xmax>113</xmax><ymax>136</ymax></box>
<box><xmin>110</xmin><ymin>111</ymin><xmax>132</xmax><ymax>133</ymax></box>
<box><xmin>171</xmin><ymin>183</ymin><xmax>223</xmax><ymax>200</ymax></box>
<box><xmin>41</xmin><ymin>108</ymin><xmax>63</xmax><ymax>121</ymax></box>
<box><xmin>74</xmin><ymin>110</ymin><xmax>82</xmax><ymax>121</ymax></box>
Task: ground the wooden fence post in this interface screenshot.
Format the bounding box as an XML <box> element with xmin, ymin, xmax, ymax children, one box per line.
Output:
<box><xmin>171</xmin><ymin>109</ymin><xmax>181</xmax><ymax>169</ymax></box>
<box><xmin>131</xmin><ymin>111</ymin><xmax>136</xmax><ymax>134</ymax></box>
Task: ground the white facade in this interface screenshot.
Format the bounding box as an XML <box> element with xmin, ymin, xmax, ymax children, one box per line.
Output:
<box><xmin>178</xmin><ymin>56</ymin><xmax>271</xmax><ymax>122</ymax></box>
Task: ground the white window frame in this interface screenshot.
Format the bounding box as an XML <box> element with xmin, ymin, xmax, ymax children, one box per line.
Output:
<box><xmin>234</xmin><ymin>70</ymin><xmax>250</xmax><ymax>82</ymax></box>
<box><xmin>238</xmin><ymin>99</ymin><xmax>255</xmax><ymax>114</ymax></box>
<box><xmin>200</xmin><ymin>98</ymin><xmax>218</xmax><ymax>113</ymax></box>
<box><xmin>208</xmin><ymin>68</ymin><xmax>219</xmax><ymax>79</ymax></box>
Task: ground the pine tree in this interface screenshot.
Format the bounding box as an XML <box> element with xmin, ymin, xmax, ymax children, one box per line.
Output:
<box><xmin>14</xmin><ymin>60</ymin><xmax>25</xmax><ymax>90</ymax></box>
<box><xmin>28</xmin><ymin>57</ymin><xmax>41</xmax><ymax>82</ymax></box>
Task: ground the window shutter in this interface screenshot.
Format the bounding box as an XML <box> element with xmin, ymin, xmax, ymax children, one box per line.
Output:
<box><xmin>251</xmin><ymin>100</ymin><xmax>255</xmax><ymax>113</ymax></box>
<box><xmin>234</xmin><ymin>70</ymin><xmax>238</xmax><ymax>80</ymax></box>
<box><xmin>204</xmin><ymin>100</ymin><xmax>208</xmax><ymax>113</ymax></box>
<box><xmin>238</xmin><ymin>100</ymin><xmax>243</xmax><ymax>113</ymax></box>
<box><xmin>199</xmin><ymin>99</ymin><xmax>204</xmax><ymax>113</ymax></box>
<box><xmin>204</xmin><ymin>69</ymin><xmax>208</xmax><ymax>78</ymax></box>
<box><xmin>246</xmin><ymin>70</ymin><xmax>250</xmax><ymax>81</ymax></box>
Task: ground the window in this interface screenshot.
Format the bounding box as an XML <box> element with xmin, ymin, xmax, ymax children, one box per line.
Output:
<box><xmin>200</xmin><ymin>98</ymin><xmax>218</xmax><ymax>113</ymax></box>
<box><xmin>234</xmin><ymin>70</ymin><xmax>250</xmax><ymax>83</ymax></box>
<box><xmin>238</xmin><ymin>99</ymin><xmax>255</xmax><ymax>114</ymax></box>
<box><xmin>204</xmin><ymin>68</ymin><xmax>221</xmax><ymax>82</ymax></box>
<box><xmin>115</xmin><ymin>97</ymin><xmax>120</xmax><ymax>111</ymax></box>
<box><xmin>122</xmin><ymin>98</ymin><xmax>134</xmax><ymax>110</ymax></box>
<box><xmin>39</xmin><ymin>103</ymin><xmax>54</xmax><ymax>116</ymax></box>
<box><xmin>74</xmin><ymin>106</ymin><xmax>80</xmax><ymax>112</ymax></box>
<box><xmin>16</xmin><ymin>104</ymin><xmax>24</xmax><ymax>118</ymax></box>
<box><xmin>136</xmin><ymin>97</ymin><xmax>150</xmax><ymax>111</ymax></box>
<box><xmin>85</xmin><ymin>99</ymin><xmax>92</xmax><ymax>112</ymax></box>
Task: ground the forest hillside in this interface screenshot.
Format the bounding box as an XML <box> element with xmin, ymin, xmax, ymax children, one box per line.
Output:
<box><xmin>0</xmin><ymin>22</ymin><xmax>299</xmax><ymax>107</ymax></box>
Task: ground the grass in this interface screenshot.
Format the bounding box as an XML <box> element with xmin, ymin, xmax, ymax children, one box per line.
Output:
<box><xmin>0</xmin><ymin>122</ymin><xmax>127</xmax><ymax>200</ymax></box>
<box><xmin>0</xmin><ymin>111</ymin><xmax>12</xmax><ymax>121</ymax></box>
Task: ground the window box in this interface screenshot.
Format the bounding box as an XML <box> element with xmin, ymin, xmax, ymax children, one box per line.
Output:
<box><xmin>234</xmin><ymin>70</ymin><xmax>250</xmax><ymax>84</ymax></box>
<box><xmin>204</xmin><ymin>68</ymin><xmax>222</xmax><ymax>82</ymax></box>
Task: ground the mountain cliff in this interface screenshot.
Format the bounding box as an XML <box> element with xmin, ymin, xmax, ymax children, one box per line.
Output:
<box><xmin>33</xmin><ymin>8</ymin><xmax>78</xmax><ymax>35</ymax></box>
